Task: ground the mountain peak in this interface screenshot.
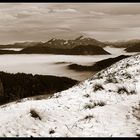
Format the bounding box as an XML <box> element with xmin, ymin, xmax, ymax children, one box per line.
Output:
<box><xmin>74</xmin><ymin>35</ymin><xmax>84</xmax><ymax>40</ymax></box>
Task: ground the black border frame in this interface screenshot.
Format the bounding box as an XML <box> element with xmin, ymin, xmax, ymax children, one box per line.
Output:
<box><xmin>0</xmin><ymin>0</ymin><xmax>140</xmax><ymax>3</ymax></box>
<box><xmin>0</xmin><ymin>0</ymin><xmax>139</xmax><ymax>139</ymax></box>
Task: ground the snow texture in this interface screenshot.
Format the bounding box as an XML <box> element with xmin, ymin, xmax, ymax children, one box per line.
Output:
<box><xmin>0</xmin><ymin>53</ymin><xmax>140</xmax><ymax>137</ymax></box>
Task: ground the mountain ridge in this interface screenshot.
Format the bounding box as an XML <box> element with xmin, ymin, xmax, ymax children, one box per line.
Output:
<box><xmin>0</xmin><ymin>36</ymin><xmax>140</xmax><ymax>54</ymax></box>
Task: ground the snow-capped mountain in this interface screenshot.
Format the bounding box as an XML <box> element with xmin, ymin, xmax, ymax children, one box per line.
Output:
<box><xmin>43</xmin><ymin>35</ymin><xmax>106</xmax><ymax>49</ymax></box>
<box><xmin>0</xmin><ymin>53</ymin><xmax>140</xmax><ymax>137</ymax></box>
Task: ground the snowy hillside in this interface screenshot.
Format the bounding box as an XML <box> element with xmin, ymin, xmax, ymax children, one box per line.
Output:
<box><xmin>0</xmin><ymin>54</ymin><xmax>140</xmax><ymax>137</ymax></box>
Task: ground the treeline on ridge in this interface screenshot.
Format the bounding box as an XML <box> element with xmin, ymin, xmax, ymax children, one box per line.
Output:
<box><xmin>0</xmin><ymin>71</ymin><xmax>78</xmax><ymax>105</ymax></box>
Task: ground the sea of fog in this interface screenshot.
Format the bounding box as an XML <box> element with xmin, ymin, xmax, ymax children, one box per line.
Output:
<box><xmin>0</xmin><ymin>47</ymin><xmax>137</xmax><ymax>81</ymax></box>
<box><xmin>0</xmin><ymin>48</ymin><xmax>23</xmax><ymax>51</ymax></box>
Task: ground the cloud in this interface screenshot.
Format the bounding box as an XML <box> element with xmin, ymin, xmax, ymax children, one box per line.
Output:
<box><xmin>89</xmin><ymin>11</ymin><xmax>107</xmax><ymax>16</ymax></box>
<box><xmin>14</xmin><ymin>11</ymin><xmax>33</xmax><ymax>19</ymax></box>
<box><xmin>0</xmin><ymin>3</ymin><xmax>140</xmax><ymax>44</ymax></box>
<box><xmin>48</xmin><ymin>8</ymin><xmax>78</xmax><ymax>13</ymax></box>
<box><xmin>46</xmin><ymin>3</ymin><xmax>140</xmax><ymax>15</ymax></box>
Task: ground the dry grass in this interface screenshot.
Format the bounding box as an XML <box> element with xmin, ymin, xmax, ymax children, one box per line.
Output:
<box><xmin>49</xmin><ymin>129</ymin><xmax>55</xmax><ymax>134</ymax></box>
<box><xmin>93</xmin><ymin>84</ymin><xmax>104</xmax><ymax>92</ymax></box>
<box><xmin>84</xmin><ymin>101</ymin><xmax>106</xmax><ymax>109</ymax></box>
<box><xmin>30</xmin><ymin>109</ymin><xmax>41</xmax><ymax>120</ymax></box>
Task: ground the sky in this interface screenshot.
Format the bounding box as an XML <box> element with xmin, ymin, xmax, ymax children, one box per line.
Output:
<box><xmin>0</xmin><ymin>3</ymin><xmax>140</xmax><ymax>44</ymax></box>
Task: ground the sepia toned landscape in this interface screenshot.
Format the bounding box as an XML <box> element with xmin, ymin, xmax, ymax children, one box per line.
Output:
<box><xmin>0</xmin><ymin>3</ymin><xmax>140</xmax><ymax>137</ymax></box>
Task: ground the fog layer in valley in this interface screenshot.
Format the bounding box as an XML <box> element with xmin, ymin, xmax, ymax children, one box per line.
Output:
<box><xmin>0</xmin><ymin>47</ymin><xmax>137</xmax><ymax>81</ymax></box>
<box><xmin>0</xmin><ymin>48</ymin><xmax>22</xmax><ymax>51</ymax></box>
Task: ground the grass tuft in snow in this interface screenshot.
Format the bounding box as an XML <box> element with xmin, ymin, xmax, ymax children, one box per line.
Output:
<box><xmin>105</xmin><ymin>76</ymin><xmax>118</xmax><ymax>84</ymax></box>
<box><xmin>84</xmin><ymin>115</ymin><xmax>94</xmax><ymax>120</ymax></box>
<box><xmin>121</xmin><ymin>72</ymin><xmax>132</xmax><ymax>79</ymax></box>
<box><xmin>30</xmin><ymin>109</ymin><xmax>41</xmax><ymax>120</ymax></box>
<box><xmin>49</xmin><ymin>129</ymin><xmax>55</xmax><ymax>134</ymax></box>
<box><xmin>136</xmin><ymin>134</ymin><xmax>140</xmax><ymax>137</ymax></box>
<box><xmin>84</xmin><ymin>103</ymin><xmax>95</xmax><ymax>109</ymax></box>
<box><xmin>132</xmin><ymin>103</ymin><xmax>140</xmax><ymax>121</ymax></box>
<box><xmin>117</xmin><ymin>86</ymin><xmax>128</xmax><ymax>95</ymax></box>
<box><xmin>117</xmin><ymin>86</ymin><xmax>136</xmax><ymax>95</ymax></box>
<box><xmin>53</xmin><ymin>93</ymin><xmax>61</xmax><ymax>98</ymax></box>
<box><xmin>83</xmin><ymin>94</ymin><xmax>90</xmax><ymax>98</ymax></box>
<box><xmin>129</xmin><ymin>90</ymin><xmax>137</xmax><ymax>95</ymax></box>
<box><xmin>126</xmin><ymin>63</ymin><xmax>131</xmax><ymax>68</ymax></box>
<box><xmin>93</xmin><ymin>84</ymin><xmax>104</xmax><ymax>92</ymax></box>
<box><xmin>79</xmin><ymin>115</ymin><xmax>94</xmax><ymax>123</ymax></box>
<box><xmin>84</xmin><ymin>101</ymin><xmax>106</xmax><ymax>109</ymax></box>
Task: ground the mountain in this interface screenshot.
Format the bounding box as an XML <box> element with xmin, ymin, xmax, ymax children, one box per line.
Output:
<box><xmin>0</xmin><ymin>36</ymin><xmax>110</xmax><ymax>55</ymax></box>
<box><xmin>0</xmin><ymin>54</ymin><xmax>139</xmax><ymax>137</ymax></box>
<box><xmin>72</xmin><ymin>45</ymin><xmax>110</xmax><ymax>55</ymax></box>
<box><xmin>1</xmin><ymin>36</ymin><xmax>140</xmax><ymax>54</ymax></box>
<box><xmin>104</xmin><ymin>39</ymin><xmax>140</xmax><ymax>49</ymax></box>
<box><xmin>68</xmin><ymin>55</ymin><xmax>131</xmax><ymax>72</ymax></box>
<box><xmin>0</xmin><ymin>36</ymin><xmax>106</xmax><ymax>49</ymax></box>
<box><xmin>0</xmin><ymin>50</ymin><xmax>17</xmax><ymax>54</ymax></box>
<box><xmin>0</xmin><ymin>42</ymin><xmax>43</xmax><ymax>48</ymax></box>
<box><xmin>13</xmin><ymin>42</ymin><xmax>43</xmax><ymax>47</ymax></box>
<box><xmin>20</xmin><ymin>44</ymin><xmax>110</xmax><ymax>55</ymax></box>
<box><xmin>124</xmin><ymin>41</ymin><xmax>140</xmax><ymax>52</ymax></box>
<box><xmin>0</xmin><ymin>37</ymin><xmax>140</xmax><ymax>50</ymax></box>
<box><xmin>43</xmin><ymin>35</ymin><xmax>106</xmax><ymax>49</ymax></box>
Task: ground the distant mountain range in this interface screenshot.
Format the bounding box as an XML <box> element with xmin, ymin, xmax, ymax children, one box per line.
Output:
<box><xmin>0</xmin><ymin>42</ymin><xmax>43</xmax><ymax>48</ymax></box>
<box><xmin>105</xmin><ymin>39</ymin><xmax>140</xmax><ymax>51</ymax></box>
<box><xmin>0</xmin><ymin>36</ymin><xmax>140</xmax><ymax>53</ymax></box>
<box><xmin>0</xmin><ymin>36</ymin><xmax>110</xmax><ymax>55</ymax></box>
<box><xmin>0</xmin><ymin>36</ymin><xmax>106</xmax><ymax>49</ymax></box>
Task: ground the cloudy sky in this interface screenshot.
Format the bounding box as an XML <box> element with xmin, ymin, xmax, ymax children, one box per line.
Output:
<box><xmin>0</xmin><ymin>3</ymin><xmax>140</xmax><ymax>44</ymax></box>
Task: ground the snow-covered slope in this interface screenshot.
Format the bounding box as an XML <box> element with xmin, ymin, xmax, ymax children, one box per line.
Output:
<box><xmin>0</xmin><ymin>54</ymin><xmax>140</xmax><ymax>137</ymax></box>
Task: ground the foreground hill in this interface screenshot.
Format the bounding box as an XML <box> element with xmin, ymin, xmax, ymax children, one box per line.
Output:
<box><xmin>0</xmin><ymin>53</ymin><xmax>140</xmax><ymax>137</ymax></box>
